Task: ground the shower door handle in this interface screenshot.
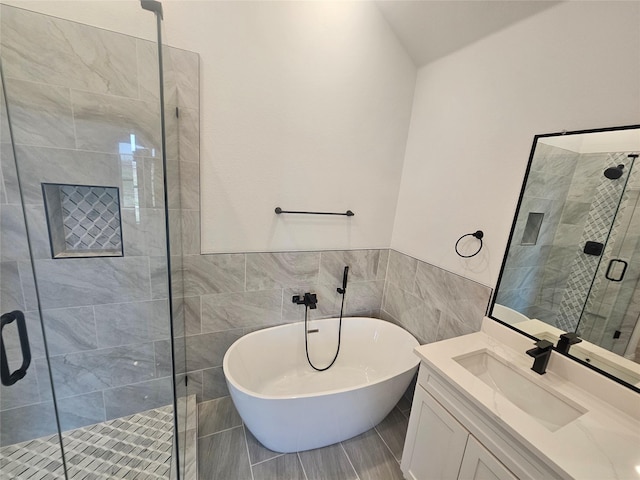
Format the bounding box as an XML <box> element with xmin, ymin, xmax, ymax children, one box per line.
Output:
<box><xmin>605</xmin><ymin>259</ymin><xmax>628</xmax><ymax>282</ymax></box>
<box><xmin>0</xmin><ymin>310</ymin><xmax>31</xmax><ymax>386</ymax></box>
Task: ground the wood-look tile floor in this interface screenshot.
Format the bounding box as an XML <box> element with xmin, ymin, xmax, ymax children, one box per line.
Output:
<box><xmin>197</xmin><ymin>397</ymin><xmax>411</xmax><ymax>480</ymax></box>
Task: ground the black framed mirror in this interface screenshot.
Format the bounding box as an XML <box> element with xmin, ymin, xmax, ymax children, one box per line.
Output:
<box><xmin>491</xmin><ymin>124</ymin><xmax>640</xmax><ymax>393</ymax></box>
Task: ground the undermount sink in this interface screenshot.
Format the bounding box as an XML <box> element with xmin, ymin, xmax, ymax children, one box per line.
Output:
<box><xmin>455</xmin><ymin>350</ymin><xmax>586</xmax><ymax>432</ymax></box>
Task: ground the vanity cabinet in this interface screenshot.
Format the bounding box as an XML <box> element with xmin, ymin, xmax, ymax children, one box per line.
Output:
<box><xmin>402</xmin><ymin>382</ymin><xmax>516</xmax><ymax>480</ymax></box>
<box><xmin>458</xmin><ymin>436</ymin><xmax>517</xmax><ymax>480</ymax></box>
<box><xmin>401</xmin><ymin>384</ymin><xmax>468</xmax><ymax>479</ymax></box>
<box><xmin>402</xmin><ymin>363</ymin><xmax>558</xmax><ymax>480</ymax></box>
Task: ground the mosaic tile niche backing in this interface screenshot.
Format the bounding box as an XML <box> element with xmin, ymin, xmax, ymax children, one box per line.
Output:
<box><xmin>42</xmin><ymin>183</ymin><xmax>123</xmax><ymax>258</ymax></box>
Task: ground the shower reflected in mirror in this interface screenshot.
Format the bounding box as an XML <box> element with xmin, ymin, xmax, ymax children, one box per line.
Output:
<box><xmin>491</xmin><ymin>125</ymin><xmax>640</xmax><ymax>392</ymax></box>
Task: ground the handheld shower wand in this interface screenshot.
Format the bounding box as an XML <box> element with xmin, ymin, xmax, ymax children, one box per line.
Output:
<box><xmin>337</xmin><ymin>266</ymin><xmax>349</xmax><ymax>294</ymax></box>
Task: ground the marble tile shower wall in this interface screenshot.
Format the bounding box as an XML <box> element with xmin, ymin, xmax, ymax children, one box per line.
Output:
<box><xmin>0</xmin><ymin>5</ymin><xmax>200</xmax><ymax>446</ymax></box>
<box><xmin>497</xmin><ymin>144</ymin><xmax>579</xmax><ymax>323</ymax></box>
<box><xmin>380</xmin><ymin>250</ymin><xmax>493</xmax><ymax>344</ymax></box>
<box><xmin>534</xmin><ymin>152</ymin><xmax>616</xmax><ymax>326</ymax></box>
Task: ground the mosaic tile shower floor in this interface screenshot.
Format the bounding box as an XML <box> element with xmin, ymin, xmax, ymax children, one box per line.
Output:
<box><xmin>0</xmin><ymin>406</ymin><xmax>174</xmax><ymax>479</ymax></box>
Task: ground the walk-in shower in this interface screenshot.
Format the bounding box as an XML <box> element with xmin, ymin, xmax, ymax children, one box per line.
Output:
<box><xmin>494</xmin><ymin>126</ymin><xmax>640</xmax><ymax>385</ymax></box>
<box><xmin>0</xmin><ymin>2</ymin><xmax>197</xmax><ymax>478</ymax></box>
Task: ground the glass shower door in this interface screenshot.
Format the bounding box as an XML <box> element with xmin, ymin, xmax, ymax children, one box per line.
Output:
<box><xmin>579</xmin><ymin>156</ymin><xmax>640</xmax><ymax>359</ymax></box>
<box><xmin>1</xmin><ymin>4</ymin><xmax>183</xmax><ymax>479</ymax></box>
<box><xmin>0</xmin><ymin>59</ymin><xmax>67</xmax><ymax>478</ymax></box>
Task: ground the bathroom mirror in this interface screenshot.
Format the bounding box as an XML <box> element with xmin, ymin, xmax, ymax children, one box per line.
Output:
<box><xmin>491</xmin><ymin>124</ymin><xmax>640</xmax><ymax>392</ymax></box>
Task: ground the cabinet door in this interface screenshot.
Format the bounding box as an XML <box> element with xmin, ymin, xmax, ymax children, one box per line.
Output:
<box><xmin>458</xmin><ymin>435</ymin><xmax>518</xmax><ymax>480</ymax></box>
<box><xmin>401</xmin><ymin>385</ymin><xmax>469</xmax><ymax>480</ymax></box>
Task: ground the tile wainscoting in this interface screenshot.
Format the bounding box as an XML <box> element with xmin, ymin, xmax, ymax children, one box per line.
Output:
<box><xmin>176</xmin><ymin>248</ymin><xmax>493</xmax><ymax>404</ymax></box>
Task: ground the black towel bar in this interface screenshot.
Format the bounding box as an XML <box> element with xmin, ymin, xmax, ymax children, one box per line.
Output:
<box><xmin>275</xmin><ymin>207</ymin><xmax>354</xmax><ymax>217</ymax></box>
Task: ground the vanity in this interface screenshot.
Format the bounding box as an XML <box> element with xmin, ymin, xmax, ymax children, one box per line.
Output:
<box><xmin>401</xmin><ymin>125</ymin><xmax>640</xmax><ymax>480</ymax></box>
<box><xmin>401</xmin><ymin>317</ymin><xmax>640</xmax><ymax>480</ymax></box>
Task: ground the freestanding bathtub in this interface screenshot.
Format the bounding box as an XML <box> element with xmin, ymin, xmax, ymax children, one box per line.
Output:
<box><xmin>222</xmin><ymin>316</ymin><xmax>419</xmax><ymax>453</ymax></box>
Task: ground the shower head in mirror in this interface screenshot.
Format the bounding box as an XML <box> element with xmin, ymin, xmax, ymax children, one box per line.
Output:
<box><xmin>603</xmin><ymin>164</ymin><xmax>625</xmax><ymax>179</ymax></box>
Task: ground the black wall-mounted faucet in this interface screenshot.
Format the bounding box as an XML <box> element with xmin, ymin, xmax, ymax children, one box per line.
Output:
<box><xmin>292</xmin><ymin>293</ymin><xmax>317</xmax><ymax>309</ymax></box>
<box><xmin>556</xmin><ymin>332</ymin><xmax>582</xmax><ymax>355</ymax></box>
<box><xmin>526</xmin><ymin>339</ymin><xmax>554</xmax><ymax>375</ymax></box>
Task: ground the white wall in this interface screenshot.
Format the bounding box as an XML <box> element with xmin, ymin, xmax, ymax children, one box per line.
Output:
<box><xmin>4</xmin><ymin>0</ymin><xmax>416</xmax><ymax>254</ymax></box>
<box><xmin>172</xmin><ymin>1</ymin><xmax>415</xmax><ymax>253</ymax></box>
<box><xmin>391</xmin><ymin>1</ymin><xmax>640</xmax><ymax>287</ymax></box>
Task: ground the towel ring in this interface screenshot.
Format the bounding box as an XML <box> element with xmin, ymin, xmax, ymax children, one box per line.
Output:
<box><xmin>455</xmin><ymin>230</ymin><xmax>484</xmax><ymax>258</ymax></box>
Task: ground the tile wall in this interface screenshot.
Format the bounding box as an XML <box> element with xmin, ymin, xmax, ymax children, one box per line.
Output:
<box><xmin>496</xmin><ymin>143</ymin><xmax>579</xmax><ymax>323</ymax></box>
<box><xmin>0</xmin><ymin>5</ymin><xmax>200</xmax><ymax>446</ymax></box>
<box><xmin>174</xmin><ymin>245</ymin><xmax>493</xmax><ymax>404</ymax></box>
<box><xmin>381</xmin><ymin>250</ymin><xmax>493</xmax><ymax>344</ymax></box>
<box><xmin>174</xmin><ymin>248</ymin><xmax>390</xmax><ymax>403</ymax></box>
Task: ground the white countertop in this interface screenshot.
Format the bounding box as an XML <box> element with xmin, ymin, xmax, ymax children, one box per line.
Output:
<box><xmin>413</xmin><ymin>318</ymin><xmax>640</xmax><ymax>480</ymax></box>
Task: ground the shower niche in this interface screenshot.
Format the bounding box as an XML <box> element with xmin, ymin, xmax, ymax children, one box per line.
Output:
<box><xmin>42</xmin><ymin>183</ymin><xmax>123</xmax><ymax>258</ymax></box>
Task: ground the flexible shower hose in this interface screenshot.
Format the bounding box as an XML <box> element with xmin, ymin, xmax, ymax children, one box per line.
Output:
<box><xmin>304</xmin><ymin>267</ymin><xmax>348</xmax><ymax>371</ymax></box>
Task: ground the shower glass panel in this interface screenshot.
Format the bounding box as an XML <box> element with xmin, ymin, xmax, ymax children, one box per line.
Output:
<box><xmin>548</xmin><ymin>152</ymin><xmax>632</xmax><ymax>333</ymax></box>
<box><xmin>0</xmin><ymin>4</ymin><xmax>187</xmax><ymax>478</ymax></box>
<box><xmin>158</xmin><ymin>23</ymin><xmax>190</xmax><ymax>480</ymax></box>
<box><xmin>578</xmin><ymin>156</ymin><xmax>640</xmax><ymax>356</ymax></box>
<box><xmin>1</xmin><ymin>59</ymin><xmax>68</xmax><ymax>478</ymax></box>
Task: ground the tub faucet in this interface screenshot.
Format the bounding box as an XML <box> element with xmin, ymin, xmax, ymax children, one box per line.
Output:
<box><xmin>526</xmin><ymin>339</ymin><xmax>553</xmax><ymax>375</ymax></box>
<box><xmin>292</xmin><ymin>292</ymin><xmax>317</xmax><ymax>309</ymax></box>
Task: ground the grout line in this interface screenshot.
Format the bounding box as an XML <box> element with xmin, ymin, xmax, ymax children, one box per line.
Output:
<box><xmin>148</xmin><ymin>255</ymin><xmax>154</xmax><ymax>300</ymax></box>
<box><xmin>244</xmin><ymin>253</ymin><xmax>247</xmax><ymax>292</ymax></box>
<box><xmin>241</xmin><ymin>425</ymin><xmax>256</xmax><ymax>480</ymax></box>
<box><xmin>68</xmin><ymin>86</ymin><xmax>79</xmax><ymax>151</ymax></box>
<box><xmin>195</xmin><ymin>293</ymin><xmax>203</xmax><ymax>335</ymax></box>
<box><xmin>297</xmin><ymin>451</ymin><xmax>310</xmax><ymax>480</ymax></box>
<box><xmin>374</xmin><ymin>423</ymin><xmax>401</xmax><ymax>464</ymax></box>
<box><xmin>0</xmin><ymin>167</ymin><xmax>8</xmax><ymax>205</ymax></box>
<box><xmin>339</xmin><ymin>442</ymin><xmax>361</xmax><ymax>480</ymax></box>
<box><xmin>280</xmin><ymin>288</ymin><xmax>285</xmax><ymax>324</ymax></box>
<box><xmin>250</xmin><ymin>452</ymin><xmax>285</xmax><ymax>468</ymax></box>
<box><xmin>196</xmin><ymin>424</ymin><xmax>243</xmax><ymax>441</ymax></box>
<box><xmin>14</xmin><ymin>260</ymin><xmax>28</xmax><ymax>314</ymax></box>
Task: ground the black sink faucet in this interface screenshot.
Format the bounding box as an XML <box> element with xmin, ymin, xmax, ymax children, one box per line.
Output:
<box><xmin>556</xmin><ymin>332</ymin><xmax>582</xmax><ymax>355</ymax></box>
<box><xmin>526</xmin><ymin>339</ymin><xmax>554</xmax><ymax>375</ymax></box>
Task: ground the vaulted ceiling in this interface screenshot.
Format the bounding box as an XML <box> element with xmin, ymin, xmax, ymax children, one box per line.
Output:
<box><xmin>375</xmin><ymin>1</ymin><xmax>561</xmax><ymax>67</ymax></box>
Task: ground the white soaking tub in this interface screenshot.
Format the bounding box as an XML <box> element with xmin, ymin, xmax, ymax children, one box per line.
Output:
<box><xmin>222</xmin><ymin>316</ymin><xmax>419</xmax><ymax>453</ymax></box>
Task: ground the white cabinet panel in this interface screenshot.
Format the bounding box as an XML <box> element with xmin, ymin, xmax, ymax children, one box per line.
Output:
<box><xmin>402</xmin><ymin>364</ymin><xmax>560</xmax><ymax>480</ymax></box>
<box><xmin>459</xmin><ymin>436</ymin><xmax>518</xmax><ymax>480</ymax></box>
<box><xmin>401</xmin><ymin>385</ymin><xmax>469</xmax><ymax>480</ymax></box>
